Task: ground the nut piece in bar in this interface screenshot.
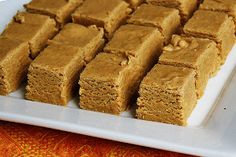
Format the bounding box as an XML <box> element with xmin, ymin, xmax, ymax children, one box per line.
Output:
<box><xmin>26</xmin><ymin>44</ymin><xmax>85</xmax><ymax>105</ymax></box>
<box><xmin>104</xmin><ymin>24</ymin><xmax>164</xmax><ymax>68</ymax></box>
<box><xmin>79</xmin><ymin>53</ymin><xmax>145</xmax><ymax>115</ymax></box>
<box><xmin>1</xmin><ymin>12</ymin><xmax>57</xmax><ymax>58</ymax></box>
<box><xmin>159</xmin><ymin>35</ymin><xmax>219</xmax><ymax>98</ymax></box>
<box><xmin>0</xmin><ymin>37</ymin><xmax>31</xmax><ymax>95</ymax></box>
<box><xmin>127</xmin><ymin>4</ymin><xmax>181</xmax><ymax>43</ymax></box>
<box><xmin>24</xmin><ymin>0</ymin><xmax>83</xmax><ymax>26</ymax></box>
<box><xmin>49</xmin><ymin>23</ymin><xmax>105</xmax><ymax>63</ymax></box>
<box><xmin>183</xmin><ymin>10</ymin><xmax>236</xmax><ymax>64</ymax></box>
<box><xmin>72</xmin><ymin>0</ymin><xmax>132</xmax><ymax>39</ymax></box>
<box><xmin>200</xmin><ymin>0</ymin><xmax>236</xmax><ymax>34</ymax></box>
<box><xmin>137</xmin><ymin>64</ymin><xmax>197</xmax><ymax>126</ymax></box>
<box><xmin>125</xmin><ymin>0</ymin><xmax>144</xmax><ymax>9</ymax></box>
<box><xmin>146</xmin><ymin>0</ymin><xmax>198</xmax><ymax>22</ymax></box>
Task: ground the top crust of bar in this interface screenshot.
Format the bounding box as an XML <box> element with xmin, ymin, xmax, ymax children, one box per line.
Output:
<box><xmin>183</xmin><ymin>10</ymin><xmax>231</xmax><ymax>39</ymax></box>
<box><xmin>31</xmin><ymin>44</ymin><xmax>84</xmax><ymax>73</ymax></box>
<box><xmin>14</xmin><ymin>12</ymin><xmax>55</xmax><ymax>25</ymax></box>
<box><xmin>127</xmin><ymin>4</ymin><xmax>180</xmax><ymax>42</ymax></box>
<box><xmin>146</xmin><ymin>0</ymin><xmax>198</xmax><ymax>18</ymax></box>
<box><xmin>141</xmin><ymin>64</ymin><xmax>195</xmax><ymax>91</ymax></box>
<box><xmin>24</xmin><ymin>0</ymin><xmax>82</xmax><ymax>24</ymax></box>
<box><xmin>159</xmin><ymin>36</ymin><xmax>218</xmax><ymax>67</ymax></box>
<box><xmin>200</xmin><ymin>0</ymin><xmax>236</xmax><ymax>18</ymax></box>
<box><xmin>49</xmin><ymin>23</ymin><xmax>104</xmax><ymax>48</ymax></box>
<box><xmin>80</xmin><ymin>53</ymin><xmax>129</xmax><ymax>81</ymax></box>
<box><xmin>128</xmin><ymin>4</ymin><xmax>180</xmax><ymax>27</ymax></box>
<box><xmin>73</xmin><ymin>0</ymin><xmax>129</xmax><ymax>22</ymax></box>
<box><xmin>25</xmin><ymin>0</ymin><xmax>82</xmax><ymax>14</ymax></box>
<box><xmin>104</xmin><ymin>24</ymin><xmax>162</xmax><ymax>57</ymax></box>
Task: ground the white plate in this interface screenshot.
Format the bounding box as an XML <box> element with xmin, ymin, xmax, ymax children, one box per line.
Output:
<box><xmin>0</xmin><ymin>1</ymin><xmax>236</xmax><ymax>156</ymax></box>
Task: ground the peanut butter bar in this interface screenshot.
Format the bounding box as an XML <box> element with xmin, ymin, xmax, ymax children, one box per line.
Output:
<box><xmin>49</xmin><ymin>23</ymin><xmax>105</xmax><ymax>62</ymax></box>
<box><xmin>0</xmin><ymin>37</ymin><xmax>31</xmax><ymax>95</ymax></box>
<box><xmin>200</xmin><ymin>0</ymin><xmax>236</xmax><ymax>34</ymax></box>
<box><xmin>146</xmin><ymin>0</ymin><xmax>198</xmax><ymax>22</ymax></box>
<box><xmin>24</xmin><ymin>0</ymin><xmax>82</xmax><ymax>26</ymax></box>
<box><xmin>26</xmin><ymin>44</ymin><xmax>85</xmax><ymax>105</ymax></box>
<box><xmin>72</xmin><ymin>0</ymin><xmax>132</xmax><ymax>39</ymax></box>
<box><xmin>79</xmin><ymin>53</ymin><xmax>145</xmax><ymax>114</ymax></box>
<box><xmin>127</xmin><ymin>4</ymin><xmax>180</xmax><ymax>43</ymax></box>
<box><xmin>125</xmin><ymin>0</ymin><xmax>144</xmax><ymax>8</ymax></box>
<box><xmin>137</xmin><ymin>64</ymin><xmax>197</xmax><ymax>126</ymax></box>
<box><xmin>1</xmin><ymin>12</ymin><xmax>57</xmax><ymax>58</ymax></box>
<box><xmin>159</xmin><ymin>35</ymin><xmax>219</xmax><ymax>98</ymax></box>
<box><xmin>183</xmin><ymin>10</ymin><xmax>236</xmax><ymax>64</ymax></box>
<box><xmin>104</xmin><ymin>24</ymin><xmax>164</xmax><ymax>68</ymax></box>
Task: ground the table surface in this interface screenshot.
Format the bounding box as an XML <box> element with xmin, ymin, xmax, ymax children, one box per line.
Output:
<box><xmin>0</xmin><ymin>121</ymin><xmax>194</xmax><ymax>157</ymax></box>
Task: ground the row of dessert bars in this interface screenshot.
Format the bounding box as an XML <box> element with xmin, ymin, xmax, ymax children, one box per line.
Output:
<box><xmin>79</xmin><ymin>0</ymin><xmax>199</xmax><ymax>114</ymax></box>
<box><xmin>0</xmin><ymin>0</ymin><xmax>199</xmax><ymax>116</ymax></box>
<box><xmin>0</xmin><ymin>0</ymin><xmax>195</xmax><ymax>99</ymax></box>
<box><xmin>0</xmin><ymin>0</ymin><xmax>235</xmax><ymax>126</ymax></box>
<box><xmin>137</xmin><ymin>1</ymin><xmax>236</xmax><ymax>126</ymax></box>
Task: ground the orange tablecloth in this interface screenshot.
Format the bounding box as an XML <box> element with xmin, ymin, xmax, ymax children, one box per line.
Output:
<box><xmin>0</xmin><ymin>121</ymin><xmax>193</xmax><ymax>157</ymax></box>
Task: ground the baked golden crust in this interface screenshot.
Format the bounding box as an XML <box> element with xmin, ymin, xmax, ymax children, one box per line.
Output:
<box><xmin>72</xmin><ymin>0</ymin><xmax>131</xmax><ymax>38</ymax></box>
<box><xmin>146</xmin><ymin>0</ymin><xmax>198</xmax><ymax>22</ymax></box>
<box><xmin>24</xmin><ymin>0</ymin><xmax>83</xmax><ymax>26</ymax></box>
<box><xmin>127</xmin><ymin>4</ymin><xmax>181</xmax><ymax>43</ymax></box>
<box><xmin>48</xmin><ymin>23</ymin><xmax>105</xmax><ymax>62</ymax></box>
<box><xmin>104</xmin><ymin>24</ymin><xmax>164</xmax><ymax>68</ymax></box>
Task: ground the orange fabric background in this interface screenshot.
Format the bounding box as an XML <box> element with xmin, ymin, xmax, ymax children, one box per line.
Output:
<box><xmin>0</xmin><ymin>121</ymin><xmax>194</xmax><ymax>157</ymax></box>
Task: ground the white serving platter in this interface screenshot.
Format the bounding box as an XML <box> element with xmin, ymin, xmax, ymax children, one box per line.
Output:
<box><xmin>0</xmin><ymin>0</ymin><xmax>236</xmax><ymax>156</ymax></box>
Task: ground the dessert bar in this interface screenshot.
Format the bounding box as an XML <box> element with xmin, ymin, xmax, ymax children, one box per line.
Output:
<box><xmin>159</xmin><ymin>35</ymin><xmax>219</xmax><ymax>97</ymax></box>
<box><xmin>24</xmin><ymin>0</ymin><xmax>83</xmax><ymax>26</ymax></box>
<box><xmin>79</xmin><ymin>53</ymin><xmax>145</xmax><ymax>114</ymax></box>
<box><xmin>26</xmin><ymin>44</ymin><xmax>85</xmax><ymax>105</ymax></box>
<box><xmin>137</xmin><ymin>64</ymin><xmax>197</xmax><ymax>126</ymax></box>
<box><xmin>0</xmin><ymin>37</ymin><xmax>31</xmax><ymax>95</ymax></box>
<box><xmin>49</xmin><ymin>23</ymin><xmax>105</xmax><ymax>62</ymax></box>
<box><xmin>127</xmin><ymin>4</ymin><xmax>180</xmax><ymax>43</ymax></box>
<box><xmin>104</xmin><ymin>24</ymin><xmax>164</xmax><ymax>68</ymax></box>
<box><xmin>72</xmin><ymin>0</ymin><xmax>131</xmax><ymax>39</ymax></box>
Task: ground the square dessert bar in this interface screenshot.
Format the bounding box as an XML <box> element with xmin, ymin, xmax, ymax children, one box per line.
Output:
<box><xmin>127</xmin><ymin>4</ymin><xmax>181</xmax><ymax>43</ymax></box>
<box><xmin>1</xmin><ymin>12</ymin><xmax>57</xmax><ymax>58</ymax></box>
<box><xmin>72</xmin><ymin>0</ymin><xmax>132</xmax><ymax>39</ymax></box>
<box><xmin>24</xmin><ymin>0</ymin><xmax>83</xmax><ymax>26</ymax></box>
<box><xmin>146</xmin><ymin>0</ymin><xmax>198</xmax><ymax>22</ymax></box>
<box><xmin>79</xmin><ymin>53</ymin><xmax>145</xmax><ymax>114</ymax></box>
<box><xmin>200</xmin><ymin>0</ymin><xmax>236</xmax><ymax>34</ymax></box>
<box><xmin>104</xmin><ymin>24</ymin><xmax>164</xmax><ymax>68</ymax></box>
<box><xmin>49</xmin><ymin>23</ymin><xmax>105</xmax><ymax>62</ymax></box>
<box><xmin>0</xmin><ymin>37</ymin><xmax>31</xmax><ymax>95</ymax></box>
<box><xmin>125</xmin><ymin>0</ymin><xmax>144</xmax><ymax>8</ymax></box>
<box><xmin>137</xmin><ymin>64</ymin><xmax>197</xmax><ymax>126</ymax></box>
<box><xmin>183</xmin><ymin>10</ymin><xmax>236</xmax><ymax>64</ymax></box>
<box><xmin>26</xmin><ymin>44</ymin><xmax>85</xmax><ymax>105</ymax></box>
<box><xmin>159</xmin><ymin>35</ymin><xmax>219</xmax><ymax>98</ymax></box>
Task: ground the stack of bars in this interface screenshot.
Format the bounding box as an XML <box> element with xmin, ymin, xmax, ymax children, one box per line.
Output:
<box><xmin>137</xmin><ymin>0</ymin><xmax>236</xmax><ymax>126</ymax></box>
<box><xmin>0</xmin><ymin>0</ymin><xmax>235</xmax><ymax>126</ymax></box>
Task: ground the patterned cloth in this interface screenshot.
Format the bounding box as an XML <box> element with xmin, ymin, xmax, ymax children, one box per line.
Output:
<box><xmin>0</xmin><ymin>121</ymin><xmax>193</xmax><ymax>157</ymax></box>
